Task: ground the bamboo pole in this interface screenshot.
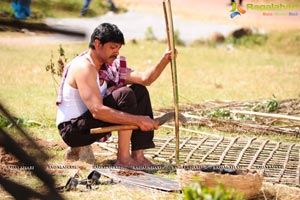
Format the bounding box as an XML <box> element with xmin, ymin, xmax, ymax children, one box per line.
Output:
<box><xmin>163</xmin><ymin>0</ymin><xmax>180</xmax><ymax>164</ymax></box>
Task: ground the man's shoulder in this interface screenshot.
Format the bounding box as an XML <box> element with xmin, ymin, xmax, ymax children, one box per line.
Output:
<box><xmin>67</xmin><ymin>60</ymin><xmax>96</xmax><ymax>83</ymax></box>
<box><xmin>70</xmin><ymin>57</ymin><xmax>92</xmax><ymax>71</ymax></box>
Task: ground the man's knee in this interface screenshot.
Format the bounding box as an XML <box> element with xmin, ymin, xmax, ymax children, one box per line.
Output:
<box><xmin>130</xmin><ymin>84</ymin><xmax>150</xmax><ymax>98</ymax></box>
<box><xmin>112</xmin><ymin>86</ymin><xmax>137</xmax><ymax>112</ymax></box>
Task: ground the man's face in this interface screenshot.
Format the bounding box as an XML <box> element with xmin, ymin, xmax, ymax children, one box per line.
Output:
<box><xmin>99</xmin><ymin>42</ymin><xmax>122</xmax><ymax>64</ymax></box>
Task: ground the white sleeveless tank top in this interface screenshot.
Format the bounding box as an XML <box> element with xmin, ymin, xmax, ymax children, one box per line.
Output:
<box><xmin>56</xmin><ymin>55</ymin><xmax>107</xmax><ymax>126</ymax></box>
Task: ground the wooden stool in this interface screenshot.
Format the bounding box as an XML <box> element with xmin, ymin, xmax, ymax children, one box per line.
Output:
<box><xmin>64</xmin><ymin>145</ymin><xmax>95</xmax><ymax>164</ymax></box>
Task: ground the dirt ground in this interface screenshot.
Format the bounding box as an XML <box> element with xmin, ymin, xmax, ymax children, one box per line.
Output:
<box><xmin>0</xmin><ymin>138</ymin><xmax>115</xmax><ymax>177</ymax></box>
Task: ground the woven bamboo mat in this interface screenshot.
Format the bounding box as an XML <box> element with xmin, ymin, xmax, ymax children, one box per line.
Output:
<box><xmin>150</xmin><ymin>135</ymin><xmax>299</xmax><ymax>187</ymax></box>
<box><xmin>97</xmin><ymin>134</ymin><xmax>300</xmax><ymax>188</ymax></box>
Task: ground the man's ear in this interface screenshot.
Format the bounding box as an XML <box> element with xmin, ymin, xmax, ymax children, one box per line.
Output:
<box><xmin>94</xmin><ymin>39</ymin><xmax>102</xmax><ymax>49</ymax></box>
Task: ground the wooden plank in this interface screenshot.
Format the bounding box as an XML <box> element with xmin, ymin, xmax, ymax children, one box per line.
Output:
<box><xmin>96</xmin><ymin>168</ymin><xmax>181</xmax><ymax>192</ymax></box>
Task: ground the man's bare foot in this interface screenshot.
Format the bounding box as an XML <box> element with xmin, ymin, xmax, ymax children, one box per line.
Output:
<box><xmin>115</xmin><ymin>157</ymin><xmax>139</xmax><ymax>168</ymax></box>
<box><xmin>132</xmin><ymin>155</ymin><xmax>154</xmax><ymax>167</ymax></box>
<box><xmin>131</xmin><ymin>150</ymin><xmax>155</xmax><ymax>167</ymax></box>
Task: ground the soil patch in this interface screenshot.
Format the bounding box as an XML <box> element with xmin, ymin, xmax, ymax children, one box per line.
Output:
<box><xmin>0</xmin><ymin>137</ymin><xmax>67</xmax><ymax>177</ymax></box>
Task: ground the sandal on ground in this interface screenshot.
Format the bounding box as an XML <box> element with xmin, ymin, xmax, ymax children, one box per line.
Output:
<box><xmin>56</xmin><ymin>170</ymin><xmax>111</xmax><ymax>192</ymax></box>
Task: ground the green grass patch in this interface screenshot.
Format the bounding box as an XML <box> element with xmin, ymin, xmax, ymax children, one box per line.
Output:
<box><xmin>225</xmin><ymin>33</ymin><xmax>268</xmax><ymax>47</ymax></box>
<box><xmin>266</xmin><ymin>30</ymin><xmax>300</xmax><ymax>55</ymax></box>
<box><xmin>0</xmin><ymin>0</ymin><xmax>123</xmax><ymax>19</ymax></box>
<box><xmin>194</xmin><ymin>29</ymin><xmax>300</xmax><ymax>56</ymax></box>
<box><xmin>183</xmin><ymin>182</ymin><xmax>245</xmax><ymax>200</ymax></box>
<box><xmin>230</xmin><ymin>29</ymin><xmax>300</xmax><ymax>56</ymax></box>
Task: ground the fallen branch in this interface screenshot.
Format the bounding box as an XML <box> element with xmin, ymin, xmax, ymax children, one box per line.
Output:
<box><xmin>230</xmin><ymin>110</ymin><xmax>300</xmax><ymax>122</ymax></box>
<box><xmin>183</xmin><ymin>113</ymin><xmax>299</xmax><ymax>136</ymax></box>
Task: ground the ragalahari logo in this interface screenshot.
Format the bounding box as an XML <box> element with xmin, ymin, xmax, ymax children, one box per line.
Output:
<box><xmin>230</xmin><ymin>2</ymin><xmax>246</xmax><ymax>18</ymax></box>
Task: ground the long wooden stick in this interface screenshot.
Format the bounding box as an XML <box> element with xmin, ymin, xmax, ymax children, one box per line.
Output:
<box><xmin>163</xmin><ymin>0</ymin><xmax>180</xmax><ymax>165</ymax></box>
<box><xmin>163</xmin><ymin>2</ymin><xmax>171</xmax><ymax>48</ymax></box>
<box><xmin>230</xmin><ymin>110</ymin><xmax>300</xmax><ymax>122</ymax></box>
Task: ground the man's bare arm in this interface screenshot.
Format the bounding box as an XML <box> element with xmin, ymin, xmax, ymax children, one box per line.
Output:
<box><xmin>73</xmin><ymin>61</ymin><xmax>158</xmax><ymax>131</ymax></box>
<box><xmin>126</xmin><ymin>49</ymin><xmax>172</xmax><ymax>86</ymax></box>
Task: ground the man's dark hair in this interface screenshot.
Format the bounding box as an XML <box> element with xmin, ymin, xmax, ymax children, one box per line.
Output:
<box><xmin>89</xmin><ymin>23</ymin><xmax>125</xmax><ymax>49</ymax></box>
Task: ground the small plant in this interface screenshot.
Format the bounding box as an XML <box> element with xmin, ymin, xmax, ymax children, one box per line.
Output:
<box><xmin>252</xmin><ymin>97</ymin><xmax>278</xmax><ymax>113</ymax></box>
<box><xmin>45</xmin><ymin>45</ymin><xmax>67</xmax><ymax>94</ymax></box>
<box><xmin>206</xmin><ymin>109</ymin><xmax>231</xmax><ymax>119</ymax></box>
<box><xmin>183</xmin><ymin>182</ymin><xmax>245</xmax><ymax>200</ymax></box>
<box><xmin>265</xmin><ymin>98</ymin><xmax>278</xmax><ymax>112</ymax></box>
<box><xmin>145</xmin><ymin>26</ymin><xmax>157</xmax><ymax>41</ymax></box>
<box><xmin>0</xmin><ymin>114</ymin><xmax>10</xmax><ymax>127</ymax></box>
<box><xmin>0</xmin><ymin>115</ymin><xmax>43</xmax><ymax>128</ymax></box>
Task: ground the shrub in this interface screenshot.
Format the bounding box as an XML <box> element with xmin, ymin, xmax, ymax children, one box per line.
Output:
<box><xmin>183</xmin><ymin>182</ymin><xmax>245</xmax><ymax>200</ymax></box>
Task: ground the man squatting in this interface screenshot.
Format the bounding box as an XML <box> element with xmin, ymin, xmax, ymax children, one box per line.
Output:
<box><xmin>56</xmin><ymin>23</ymin><xmax>175</xmax><ymax>167</ymax></box>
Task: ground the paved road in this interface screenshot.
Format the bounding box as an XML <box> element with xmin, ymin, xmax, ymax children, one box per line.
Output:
<box><xmin>45</xmin><ymin>10</ymin><xmax>241</xmax><ymax>45</ymax></box>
